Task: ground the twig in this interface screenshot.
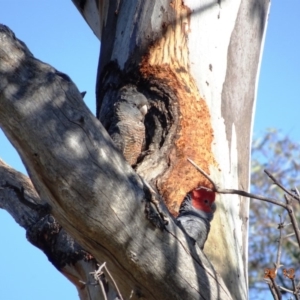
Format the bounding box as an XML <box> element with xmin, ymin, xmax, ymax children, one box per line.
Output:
<box><xmin>216</xmin><ymin>189</ymin><xmax>288</xmax><ymax>209</ymax></box>
<box><xmin>291</xmin><ymin>278</ymin><xmax>300</xmax><ymax>300</ymax></box>
<box><xmin>284</xmin><ymin>195</ymin><xmax>300</xmax><ymax>249</ymax></box>
<box><xmin>279</xmin><ymin>287</ymin><xmax>294</xmax><ymax>294</ymax></box>
<box><xmin>279</xmin><ymin>269</ymin><xmax>300</xmax><ymax>300</ymax></box>
<box><xmin>265</xmin><ymin>170</ymin><xmax>300</xmax><ymax>202</ymax></box>
<box><xmin>78</xmin><ymin>280</ymin><xmax>98</xmax><ymax>286</ymax></box>
<box><xmin>99</xmin><ymin>279</ymin><xmax>108</xmax><ymax>300</ymax></box>
<box><xmin>268</xmin><ymin>277</ymin><xmax>282</xmax><ymax>300</ymax></box>
<box><xmin>272</xmin><ymin>277</ymin><xmax>282</xmax><ymax>300</ymax></box>
<box><xmin>267</xmin><ymin>282</ymin><xmax>279</xmax><ymax>300</ymax></box>
<box><xmin>294</xmin><ymin>187</ymin><xmax>300</xmax><ymax>198</ymax></box>
<box><xmin>187</xmin><ymin>158</ymin><xmax>300</xmax><ymax>244</ymax></box>
<box><xmin>277</xmin><ymin>285</ymin><xmax>295</xmax><ymax>295</ymax></box>
<box><xmin>188</xmin><ymin>158</ymin><xmax>300</xmax><ymax>298</ymax></box>
<box><xmin>187</xmin><ymin>158</ymin><xmax>287</xmax><ymax>209</ymax></box>
<box><xmin>89</xmin><ymin>262</ymin><xmax>124</xmax><ymax>300</ymax></box>
<box><xmin>187</xmin><ymin>158</ymin><xmax>218</xmax><ymax>191</ymax></box>
<box><xmin>264</xmin><ymin>268</ymin><xmax>282</xmax><ymax>300</ymax></box>
<box><xmin>90</xmin><ymin>262</ymin><xmax>108</xmax><ymax>300</ymax></box>
<box><xmin>103</xmin><ymin>264</ymin><xmax>124</xmax><ymax>300</ymax></box>
<box><xmin>292</xmin><ymin>187</ymin><xmax>300</xmax><ymax>204</ymax></box>
<box><xmin>275</xmin><ymin>215</ymin><xmax>284</xmax><ymax>271</ymax></box>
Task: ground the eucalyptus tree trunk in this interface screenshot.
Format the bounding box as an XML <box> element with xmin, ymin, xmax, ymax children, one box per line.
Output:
<box><xmin>0</xmin><ymin>0</ymin><xmax>270</xmax><ymax>299</ymax></box>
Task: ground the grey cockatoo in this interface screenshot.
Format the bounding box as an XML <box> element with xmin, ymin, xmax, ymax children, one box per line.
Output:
<box><xmin>176</xmin><ymin>187</ymin><xmax>216</xmax><ymax>249</ymax></box>
<box><xmin>108</xmin><ymin>85</ymin><xmax>148</xmax><ymax>166</ymax></box>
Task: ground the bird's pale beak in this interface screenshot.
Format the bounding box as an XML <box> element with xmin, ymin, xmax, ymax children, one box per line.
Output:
<box><xmin>140</xmin><ymin>104</ymin><xmax>148</xmax><ymax>116</ymax></box>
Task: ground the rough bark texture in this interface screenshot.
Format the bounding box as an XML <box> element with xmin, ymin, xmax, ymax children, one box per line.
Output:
<box><xmin>0</xmin><ymin>0</ymin><xmax>270</xmax><ymax>298</ymax></box>
<box><xmin>0</xmin><ymin>25</ymin><xmax>232</xmax><ymax>299</ymax></box>
<box><xmin>0</xmin><ymin>159</ymin><xmax>109</xmax><ymax>300</ymax></box>
<box><xmin>96</xmin><ymin>1</ymin><xmax>216</xmax><ymax>217</ymax></box>
<box><xmin>206</xmin><ymin>1</ymin><xmax>270</xmax><ymax>296</ymax></box>
<box><xmin>91</xmin><ymin>0</ymin><xmax>270</xmax><ymax>299</ymax></box>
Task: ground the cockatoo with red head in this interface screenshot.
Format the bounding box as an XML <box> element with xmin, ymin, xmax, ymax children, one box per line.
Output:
<box><xmin>176</xmin><ymin>187</ymin><xmax>216</xmax><ymax>249</ymax></box>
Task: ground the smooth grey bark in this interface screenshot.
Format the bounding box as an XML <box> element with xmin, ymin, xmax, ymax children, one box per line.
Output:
<box><xmin>0</xmin><ymin>25</ymin><xmax>232</xmax><ymax>300</ymax></box>
<box><xmin>72</xmin><ymin>0</ymin><xmax>270</xmax><ymax>299</ymax></box>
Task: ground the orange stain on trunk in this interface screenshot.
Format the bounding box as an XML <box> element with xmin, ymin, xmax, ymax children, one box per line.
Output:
<box><xmin>140</xmin><ymin>1</ymin><xmax>216</xmax><ymax>215</ymax></box>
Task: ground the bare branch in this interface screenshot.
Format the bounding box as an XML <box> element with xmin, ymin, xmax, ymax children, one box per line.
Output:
<box><xmin>187</xmin><ymin>158</ymin><xmax>218</xmax><ymax>191</ymax></box>
<box><xmin>0</xmin><ymin>25</ymin><xmax>232</xmax><ymax>300</ymax></box>
<box><xmin>271</xmin><ymin>278</ymin><xmax>282</xmax><ymax>300</ymax></box>
<box><xmin>188</xmin><ymin>158</ymin><xmax>287</xmax><ymax>209</ymax></box>
<box><xmin>284</xmin><ymin>195</ymin><xmax>300</xmax><ymax>248</ymax></box>
<box><xmin>0</xmin><ymin>159</ymin><xmax>109</xmax><ymax>300</ymax></box>
<box><xmin>90</xmin><ymin>263</ymin><xmax>109</xmax><ymax>300</ymax></box>
<box><xmin>189</xmin><ymin>157</ymin><xmax>300</xmax><ymax>299</ymax></box>
<box><xmin>275</xmin><ymin>215</ymin><xmax>284</xmax><ymax>271</ymax></box>
<box><xmin>103</xmin><ymin>264</ymin><xmax>124</xmax><ymax>300</ymax></box>
<box><xmin>264</xmin><ymin>170</ymin><xmax>300</xmax><ymax>202</ymax></box>
<box><xmin>291</xmin><ymin>278</ymin><xmax>300</xmax><ymax>300</ymax></box>
<box><xmin>277</xmin><ymin>285</ymin><xmax>294</xmax><ymax>295</ymax></box>
<box><xmin>292</xmin><ymin>187</ymin><xmax>300</xmax><ymax>203</ymax></box>
<box><xmin>267</xmin><ymin>277</ymin><xmax>282</xmax><ymax>300</ymax></box>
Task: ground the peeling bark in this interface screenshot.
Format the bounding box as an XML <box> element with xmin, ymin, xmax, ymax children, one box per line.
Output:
<box><xmin>72</xmin><ymin>0</ymin><xmax>107</xmax><ymax>40</ymax></box>
<box><xmin>96</xmin><ymin>1</ymin><xmax>216</xmax><ymax>217</ymax></box>
<box><xmin>91</xmin><ymin>0</ymin><xmax>270</xmax><ymax>299</ymax></box>
<box><xmin>0</xmin><ymin>159</ymin><xmax>109</xmax><ymax>300</ymax></box>
<box><xmin>0</xmin><ymin>25</ymin><xmax>232</xmax><ymax>300</ymax></box>
<box><xmin>1</xmin><ymin>0</ymin><xmax>270</xmax><ymax>298</ymax></box>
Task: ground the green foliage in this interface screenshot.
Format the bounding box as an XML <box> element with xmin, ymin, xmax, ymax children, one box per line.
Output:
<box><xmin>249</xmin><ymin>129</ymin><xmax>300</xmax><ymax>297</ymax></box>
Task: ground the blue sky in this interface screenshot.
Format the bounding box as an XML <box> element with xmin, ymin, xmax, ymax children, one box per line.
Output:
<box><xmin>254</xmin><ymin>1</ymin><xmax>300</xmax><ymax>141</ymax></box>
<box><xmin>0</xmin><ymin>1</ymin><xmax>299</xmax><ymax>299</ymax></box>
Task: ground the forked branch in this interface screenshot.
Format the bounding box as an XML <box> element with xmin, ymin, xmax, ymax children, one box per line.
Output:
<box><xmin>188</xmin><ymin>158</ymin><xmax>300</xmax><ymax>248</ymax></box>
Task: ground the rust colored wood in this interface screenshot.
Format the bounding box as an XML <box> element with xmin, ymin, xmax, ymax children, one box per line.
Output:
<box><xmin>0</xmin><ymin>24</ymin><xmax>232</xmax><ymax>300</ymax></box>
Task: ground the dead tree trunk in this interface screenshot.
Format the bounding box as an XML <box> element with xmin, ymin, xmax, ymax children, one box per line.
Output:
<box><xmin>0</xmin><ymin>159</ymin><xmax>110</xmax><ymax>300</ymax></box>
<box><xmin>0</xmin><ymin>24</ymin><xmax>231</xmax><ymax>299</ymax></box>
<box><xmin>0</xmin><ymin>0</ymin><xmax>270</xmax><ymax>299</ymax></box>
<box><xmin>80</xmin><ymin>0</ymin><xmax>270</xmax><ymax>299</ymax></box>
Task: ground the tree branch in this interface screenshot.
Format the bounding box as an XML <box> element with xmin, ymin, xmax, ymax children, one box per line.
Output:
<box><xmin>275</xmin><ymin>216</ymin><xmax>283</xmax><ymax>271</ymax></box>
<box><xmin>284</xmin><ymin>195</ymin><xmax>300</xmax><ymax>248</ymax></box>
<box><xmin>0</xmin><ymin>158</ymin><xmax>112</xmax><ymax>300</ymax></box>
<box><xmin>188</xmin><ymin>158</ymin><xmax>287</xmax><ymax>209</ymax></box>
<box><xmin>188</xmin><ymin>158</ymin><xmax>300</xmax><ymax>250</ymax></box>
<box><xmin>264</xmin><ymin>170</ymin><xmax>300</xmax><ymax>202</ymax></box>
<box><xmin>0</xmin><ymin>25</ymin><xmax>232</xmax><ymax>300</ymax></box>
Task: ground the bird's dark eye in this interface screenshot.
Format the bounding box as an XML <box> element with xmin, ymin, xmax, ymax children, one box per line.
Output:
<box><xmin>204</xmin><ymin>199</ymin><xmax>209</xmax><ymax>205</ymax></box>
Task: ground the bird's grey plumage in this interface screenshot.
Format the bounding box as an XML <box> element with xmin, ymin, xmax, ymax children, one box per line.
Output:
<box><xmin>176</xmin><ymin>193</ymin><xmax>216</xmax><ymax>250</ymax></box>
<box><xmin>108</xmin><ymin>85</ymin><xmax>148</xmax><ymax>166</ymax></box>
<box><xmin>177</xmin><ymin>213</ymin><xmax>211</xmax><ymax>249</ymax></box>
